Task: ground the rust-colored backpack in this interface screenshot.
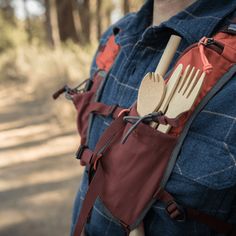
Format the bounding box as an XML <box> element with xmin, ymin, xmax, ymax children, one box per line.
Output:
<box><xmin>54</xmin><ymin>24</ymin><xmax>236</xmax><ymax>236</ymax></box>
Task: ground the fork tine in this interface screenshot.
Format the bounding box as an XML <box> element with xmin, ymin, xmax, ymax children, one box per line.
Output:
<box><xmin>185</xmin><ymin>69</ymin><xmax>200</xmax><ymax>97</ymax></box>
<box><xmin>181</xmin><ymin>67</ymin><xmax>195</xmax><ymax>94</ymax></box>
<box><xmin>187</xmin><ymin>72</ymin><xmax>206</xmax><ymax>100</ymax></box>
<box><xmin>177</xmin><ymin>64</ymin><xmax>191</xmax><ymax>92</ymax></box>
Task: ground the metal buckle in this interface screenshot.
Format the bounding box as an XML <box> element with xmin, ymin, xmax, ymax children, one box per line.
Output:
<box><xmin>75</xmin><ymin>145</ymin><xmax>87</xmax><ymax>160</ymax></box>
<box><xmin>165</xmin><ymin>200</ymin><xmax>186</xmax><ymax>222</ymax></box>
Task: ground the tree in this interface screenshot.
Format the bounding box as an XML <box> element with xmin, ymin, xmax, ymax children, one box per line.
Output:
<box><xmin>56</xmin><ymin>0</ymin><xmax>79</xmax><ymax>42</ymax></box>
<box><xmin>77</xmin><ymin>0</ymin><xmax>91</xmax><ymax>44</ymax></box>
<box><xmin>96</xmin><ymin>0</ymin><xmax>102</xmax><ymax>40</ymax></box>
<box><xmin>23</xmin><ymin>0</ymin><xmax>33</xmax><ymax>43</ymax></box>
<box><xmin>0</xmin><ymin>0</ymin><xmax>15</xmax><ymax>24</ymax></box>
<box><xmin>123</xmin><ymin>0</ymin><xmax>130</xmax><ymax>15</ymax></box>
<box><xmin>44</xmin><ymin>0</ymin><xmax>60</xmax><ymax>47</ymax></box>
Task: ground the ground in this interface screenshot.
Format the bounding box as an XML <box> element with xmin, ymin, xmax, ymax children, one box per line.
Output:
<box><xmin>0</xmin><ymin>87</ymin><xmax>84</xmax><ymax>236</ymax></box>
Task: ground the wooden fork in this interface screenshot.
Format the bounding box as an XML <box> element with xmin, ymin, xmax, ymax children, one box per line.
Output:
<box><xmin>157</xmin><ymin>65</ymin><xmax>206</xmax><ymax>133</ymax></box>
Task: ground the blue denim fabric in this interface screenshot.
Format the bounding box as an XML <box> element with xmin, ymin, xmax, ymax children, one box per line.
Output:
<box><xmin>71</xmin><ymin>0</ymin><xmax>236</xmax><ymax>235</ymax></box>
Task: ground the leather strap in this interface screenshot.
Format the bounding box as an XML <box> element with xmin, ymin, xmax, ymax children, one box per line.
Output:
<box><xmin>186</xmin><ymin>208</ymin><xmax>236</xmax><ymax>236</ymax></box>
<box><xmin>73</xmin><ymin>164</ymin><xmax>104</xmax><ymax>236</ymax></box>
<box><xmin>159</xmin><ymin>190</ymin><xmax>236</xmax><ymax>235</ymax></box>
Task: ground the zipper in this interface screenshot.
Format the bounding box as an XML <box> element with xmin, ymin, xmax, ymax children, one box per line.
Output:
<box><xmin>201</xmin><ymin>37</ymin><xmax>224</xmax><ymax>54</ymax></box>
<box><xmin>178</xmin><ymin>37</ymin><xmax>224</xmax><ymax>61</ymax></box>
<box><xmin>175</xmin><ymin>37</ymin><xmax>225</xmax><ymax>74</ymax></box>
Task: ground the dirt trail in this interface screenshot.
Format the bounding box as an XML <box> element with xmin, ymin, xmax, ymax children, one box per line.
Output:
<box><xmin>0</xmin><ymin>88</ymin><xmax>83</xmax><ymax>236</ymax></box>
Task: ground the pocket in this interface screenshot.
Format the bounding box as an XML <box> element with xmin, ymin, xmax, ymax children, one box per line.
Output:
<box><xmin>92</xmin><ymin>106</ymin><xmax>179</xmax><ymax>226</ymax></box>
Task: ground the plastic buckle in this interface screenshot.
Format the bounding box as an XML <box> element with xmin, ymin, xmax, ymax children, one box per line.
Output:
<box><xmin>84</xmin><ymin>79</ymin><xmax>93</xmax><ymax>92</ymax></box>
<box><xmin>75</xmin><ymin>145</ymin><xmax>87</xmax><ymax>160</ymax></box>
<box><xmin>165</xmin><ymin>200</ymin><xmax>186</xmax><ymax>222</ymax></box>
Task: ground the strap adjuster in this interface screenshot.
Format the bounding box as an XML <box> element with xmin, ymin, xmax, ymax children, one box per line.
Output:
<box><xmin>108</xmin><ymin>105</ymin><xmax>118</xmax><ymax>116</ymax></box>
<box><xmin>166</xmin><ymin>200</ymin><xmax>186</xmax><ymax>222</ymax></box>
<box><xmin>75</xmin><ymin>145</ymin><xmax>87</xmax><ymax>160</ymax></box>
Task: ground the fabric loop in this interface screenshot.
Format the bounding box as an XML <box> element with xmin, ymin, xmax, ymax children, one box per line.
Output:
<box><xmin>75</xmin><ymin>145</ymin><xmax>94</xmax><ymax>167</ymax></box>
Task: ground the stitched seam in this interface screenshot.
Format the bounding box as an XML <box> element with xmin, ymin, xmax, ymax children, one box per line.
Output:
<box><xmin>183</xmin><ymin>10</ymin><xmax>222</xmax><ymax>20</ymax></box>
<box><xmin>121</xmin><ymin>43</ymin><xmax>133</xmax><ymax>49</ymax></box>
<box><xmin>194</xmin><ymin>165</ymin><xmax>235</xmax><ymax>181</ymax></box>
<box><xmin>176</xmin><ymin>163</ymin><xmax>183</xmax><ymax>175</ymax></box>
<box><xmin>223</xmin><ymin>142</ymin><xmax>236</xmax><ymax>165</ymax></box>
<box><xmin>144</xmin><ymin>47</ymin><xmax>163</xmax><ymax>52</ymax></box>
<box><xmin>224</xmin><ymin>119</ymin><xmax>236</xmax><ymax>141</ymax></box>
<box><xmin>93</xmin><ymin>205</ymin><xmax>119</xmax><ymax>225</ymax></box>
<box><xmin>104</xmin><ymin>121</ymin><xmax>110</xmax><ymax>127</ymax></box>
<box><xmin>202</xmin><ymin>110</ymin><xmax>236</xmax><ymax>120</ymax></box>
<box><xmin>110</xmin><ymin>74</ymin><xmax>139</xmax><ymax>91</ymax></box>
<box><xmin>104</xmin><ymin>219</ymin><xmax>112</xmax><ymax>236</ymax></box>
<box><xmin>152</xmin><ymin>206</ymin><xmax>165</xmax><ymax>210</ymax></box>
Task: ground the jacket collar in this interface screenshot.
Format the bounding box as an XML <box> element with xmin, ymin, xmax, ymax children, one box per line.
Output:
<box><xmin>115</xmin><ymin>0</ymin><xmax>236</xmax><ymax>45</ymax></box>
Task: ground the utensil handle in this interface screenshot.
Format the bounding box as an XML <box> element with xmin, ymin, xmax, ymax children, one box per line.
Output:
<box><xmin>130</xmin><ymin>224</ymin><xmax>145</xmax><ymax>236</ymax></box>
<box><xmin>155</xmin><ymin>35</ymin><xmax>182</xmax><ymax>77</ymax></box>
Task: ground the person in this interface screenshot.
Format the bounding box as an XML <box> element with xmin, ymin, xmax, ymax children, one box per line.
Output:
<box><xmin>71</xmin><ymin>0</ymin><xmax>236</xmax><ymax>235</ymax></box>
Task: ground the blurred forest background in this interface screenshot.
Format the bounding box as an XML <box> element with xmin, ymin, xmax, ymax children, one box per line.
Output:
<box><xmin>0</xmin><ymin>1</ymin><xmax>144</xmax><ymax>236</ymax></box>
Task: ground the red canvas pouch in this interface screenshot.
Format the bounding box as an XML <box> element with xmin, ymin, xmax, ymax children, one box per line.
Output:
<box><xmin>73</xmin><ymin>105</ymin><xmax>182</xmax><ymax>235</ymax></box>
<box><xmin>73</xmin><ymin>30</ymin><xmax>236</xmax><ymax>235</ymax></box>
<box><xmin>91</xmin><ymin>105</ymin><xmax>179</xmax><ymax>227</ymax></box>
<box><xmin>70</xmin><ymin>72</ymin><xmax>104</xmax><ymax>143</ymax></box>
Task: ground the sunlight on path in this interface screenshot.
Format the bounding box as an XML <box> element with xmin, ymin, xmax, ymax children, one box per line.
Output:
<box><xmin>0</xmin><ymin>88</ymin><xmax>84</xmax><ymax>236</ymax></box>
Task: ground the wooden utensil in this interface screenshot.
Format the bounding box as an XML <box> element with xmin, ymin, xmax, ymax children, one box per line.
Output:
<box><xmin>132</xmin><ymin>35</ymin><xmax>182</xmax><ymax>236</ymax></box>
<box><xmin>137</xmin><ymin>72</ymin><xmax>166</xmax><ymax>116</ymax></box>
<box><xmin>155</xmin><ymin>35</ymin><xmax>182</xmax><ymax>76</ymax></box>
<box><xmin>129</xmin><ymin>224</ymin><xmax>145</xmax><ymax>236</ymax></box>
<box><xmin>157</xmin><ymin>66</ymin><xmax>206</xmax><ymax>133</ymax></box>
<box><xmin>150</xmin><ymin>63</ymin><xmax>183</xmax><ymax>128</ymax></box>
<box><xmin>137</xmin><ymin>35</ymin><xmax>182</xmax><ymax>117</ymax></box>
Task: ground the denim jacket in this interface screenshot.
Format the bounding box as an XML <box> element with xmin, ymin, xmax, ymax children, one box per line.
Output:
<box><xmin>72</xmin><ymin>0</ymin><xmax>236</xmax><ymax>235</ymax></box>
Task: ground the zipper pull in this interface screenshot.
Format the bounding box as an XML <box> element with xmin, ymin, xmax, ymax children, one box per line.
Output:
<box><xmin>203</xmin><ymin>37</ymin><xmax>215</xmax><ymax>46</ymax></box>
<box><xmin>198</xmin><ymin>37</ymin><xmax>213</xmax><ymax>74</ymax></box>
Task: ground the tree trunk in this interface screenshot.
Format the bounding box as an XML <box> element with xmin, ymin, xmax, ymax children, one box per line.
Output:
<box><xmin>23</xmin><ymin>0</ymin><xmax>32</xmax><ymax>43</ymax></box>
<box><xmin>46</xmin><ymin>0</ymin><xmax>61</xmax><ymax>48</ymax></box>
<box><xmin>105</xmin><ymin>6</ymin><xmax>112</xmax><ymax>29</ymax></box>
<box><xmin>123</xmin><ymin>0</ymin><xmax>130</xmax><ymax>15</ymax></box>
<box><xmin>77</xmin><ymin>0</ymin><xmax>91</xmax><ymax>44</ymax></box>
<box><xmin>96</xmin><ymin>0</ymin><xmax>102</xmax><ymax>40</ymax></box>
<box><xmin>71</xmin><ymin>0</ymin><xmax>83</xmax><ymax>43</ymax></box>
<box><xmin>0</xmin><ymin>0</ymin><xmax>15</xmax><ymax>24</ymax></box>
<box><xmin>44</xmin><ymin>0</ymin><xmax>53</xmax><ymax>46</ymax></box>
<box><xmin>56</xmin><ymin>0</ymin><xmax>79</xmax><ymax>42</ymax></box>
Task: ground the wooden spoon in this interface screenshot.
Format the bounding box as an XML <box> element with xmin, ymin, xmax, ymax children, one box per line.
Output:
<box><xmin>150</xmin><ymin>63</ymin><xmax>183</xmax><ymax>128</ymax></box>
<box><xmin>137</xmin><ymin>72</ymin><xmax>166</xmax><ymax>116</ymax></box>
<box><xmin>137</xmin><ymin>35</ymin><xmax>182</xmax><ymax>117</ymax></box>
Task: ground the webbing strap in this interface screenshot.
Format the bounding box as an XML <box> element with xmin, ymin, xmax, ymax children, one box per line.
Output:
<box><xmin>159</xmin><ymin>190</ymin><xmax>236</xmax><ymax>235</ymax></box>
<box><xmin>73</xmin><ymin>164</ymin><xmax>104</xmax><ymax>236</ymax></box>
<box><xmin>88</xmin><ymin>102</ymin><xmax>124</xmax><ymax>119</ymax></box>
<box><xmin>76</xmin><ymin>147</ymin><xmax>93</xmax><ymax>166</ymax></box>
<box><xmin>186</xmin><ymin>208</ymin><xmax>236</xmax><ymax>236</ymax></box>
